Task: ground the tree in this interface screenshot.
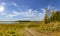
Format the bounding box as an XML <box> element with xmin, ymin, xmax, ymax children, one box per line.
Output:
<box><xmin>44</xmin><ymin>8</ymin><xmax>48</xmax><ymax>24</ymax></box>
<box><xmin>48</xmin><ymin>10</ymin><xmax>57</xmax><ymax>22</ymax></box>
<box><xmin>51</xmin><ymin>10</ymin><xmax>57</xmax><ymax>22</ymax></box>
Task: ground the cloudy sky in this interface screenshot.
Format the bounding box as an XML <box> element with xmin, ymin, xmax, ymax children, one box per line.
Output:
<box><xmin>0</xmin><ymin>0</ymin><xmax>60</xmax><ymax>21</ymax></box>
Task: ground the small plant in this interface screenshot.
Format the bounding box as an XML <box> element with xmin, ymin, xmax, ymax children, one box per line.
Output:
<box><xmin>0</xmin><ymin>33</ymin><xmax>3</xmax><ymax>36</ymax></box>
<box><xmin>12</xmin><ymin>34</ymin><xmax>19</xmax><ymax>36</ymax></box>
<box><xmin>7</xmin><ymin>31</ymin><xmax>16</xmax><ymax>34</ymax></box>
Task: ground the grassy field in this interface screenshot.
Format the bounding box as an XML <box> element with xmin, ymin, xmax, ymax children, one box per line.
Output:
<box><xmin>0</xmin><ymin>21</ymin><xmax>40</xmax><ymax>36</ymax></box>
<box><xmin>29</xmin><ymin>21</ymin><xmax>60</xmax><ymax>35</ymax></box>
<box><xmin>0</xmin><ymin>24</ymin><xmax>24</xmax><ymax>36</ymax></box>
<box><xmin>0</xmin><ymin>21</ymin><xmax>60</xmax><ymax>36</ymax></box>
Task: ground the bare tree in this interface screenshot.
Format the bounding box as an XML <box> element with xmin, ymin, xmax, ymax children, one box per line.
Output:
<box><xmin>44</xmin><ymin>8</ymin><xmax>48</xmax><ymax>24</ymax></box>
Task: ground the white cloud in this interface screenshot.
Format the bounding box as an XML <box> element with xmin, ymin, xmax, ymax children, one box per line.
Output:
<box><xmin>11</xmin><ymin>2</ymin><xmax>18</xmax><ymax>7</ymax></box>
<box><xmin>6</xmin><ymin>11</ymin><xmax>20</xmax><ymax>18</ymax></box>
<box><xmin>6</xmin><ymin>9</ymin><xmax>36</xmax><ymax>18</ymax></box>
<box><xmin>0</xmin><ymin>9</ymin><xmax>43</xmax><ymax>21</ymax></box>
<box><xmin>20</xmin><ymin>18</ymin><xmax>32</xmax><ymax>20</ymax></box>
<box><xmin>24</xmin><ymin>9</ymin><xmax>35</xmax><ymax>17</ymax></box>
<box><xmin>6</xmin><ymin>13</ymin><xmax>18</xmax><ymax>18</ymax></box>
<box><xmin>0</xmin><ymin>6</ymin><xmax>5</xmax><ymax>12</ymax></box>
<box><xmin>1</xmin><ymin>2</ymin><xmax>6</xmax><ymax>6</ymax></box>
<box><xmin>41</xmin><ymin>8</ymin><xmax>46</xmax><ymax>12</ymax></box>
<box><xmin>6</xmin><ymin>9</ymin><xmax>39</xmax><ymax>17</ymax></box>
<box><xmin>12</xmin><ymin>11</ymin><xmax>20</xmax><ymax>15</ymax></box>
<box><xmin>19</xmin><ymin>17</ymin><xmax>41</xmax><ymax>21</ymax></box>
<box><xmin>0</xmin><ymin>12</ymin><xmax>7</xmax><ymax>15</ymax></box>
<box><xmin>39</xmin><ymin>13</ymin><xmax>42</xmax><ymax>16</ymax></box>
<box><xmin>0</xmin><ymin>2</ymin><xmax>44</xmax><ymax>21</ymax></box>
<box><xmin>41</xmin><ymin>5</ymin><xmax>54</xmax><ymax>13</ymax></box>
<box><xmin>47</xmin><ymin>4</ymin><xmax>54</xmax><ymax>10</ymax></box>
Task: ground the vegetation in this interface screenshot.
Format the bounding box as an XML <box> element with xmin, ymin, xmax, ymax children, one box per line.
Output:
<box><xmin>0</xmin><ymin>10</ymin><xmax>60</xmax><ymax>36</ymax></box>
<box><xmin>0</xmin><ymin>21</ymin><xmax>41</xmax><ymax>36</ymax></box>
<box><xmin>48</xmin><ymin>11</ymin><xmax>60</xmax><ymax>22</ymax></box>
<box><xmin>29</xmin><ymin>11</ymin><xmax>60</xmax><ymax>34</ymax></box>
<box><xmin>0</xmin><ymin>23</ymin><xmax>25</xmax><ymax>36</ymax></box>
<box><xmin>43</xmin><ymin>8</ymin><xmax>48</xmax><ymax>24</ymax></box>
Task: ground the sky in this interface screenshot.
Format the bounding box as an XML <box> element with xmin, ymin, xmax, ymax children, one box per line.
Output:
<box><xmin>0</xmin><ymin>0</ymin><xmax>60</xmax><ymax>21</ymax></box>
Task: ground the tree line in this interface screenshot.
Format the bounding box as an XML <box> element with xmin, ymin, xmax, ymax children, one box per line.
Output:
<box><xmin>44</xmin><ymin>9</ymin><xmax>60</xmax><ymax>24</ymax></box>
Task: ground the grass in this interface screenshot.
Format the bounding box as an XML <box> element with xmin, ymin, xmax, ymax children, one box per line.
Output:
<box><xmin>0</xmin><ymin>21</ymin><xmax>40</xmax><ymax>36</ymax></box>
<box><xmin>0</xmin><ymin>23</ymin><xmax>24</xmax><ymax>36</ymax></box>
<box><xmin>0</xmin><ymin>21</ymin><xmax>60</xmax><ymax>36</ymax></box>
<box><xmin>29</xmin><ymin>21</ymin><xmax>60</xmax><ymax>34</ymax></box>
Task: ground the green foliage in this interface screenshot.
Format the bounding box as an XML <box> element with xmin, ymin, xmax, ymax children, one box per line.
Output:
<box><xmin>48</xmin><ymin>11</ymin><xmax>60</xmax><ymax>22</ymax></box>
<box><xmin>12</xmin><ymin>34</ymin><xmax>19</xmax><ymax>36</ymax></box>
<box><xmin>44</xmin><ymin>16</ymin><xmax>48</xmax><ymax>24</ymax></box>
<box><xmin>0</xmin><ymin>24</ymin><xmax>24</xmax><ymax>36</ymax></box>
<box><xmin>31</xmin><ymin>22</ymin><xmax>60</xmax><ymax>33</ymax></box>
<box><xmin>43</xmin><ymin>8</ymin><xmax>48</xmax><ymax>24</ymax></box>
<box><xmin>56</xmin><ymin>11</ymin><xmax>60</xmax><ymax>21</ymax></box>
<box><xmin>27</xmin><ymin>25</ymin><xmax>39</xmax><ymax>28</ymax></box>
<box><xmin>0</xmin><ymin>21</ymin><xmax>40</xmax><ymax>36</ymax></box>
<box><xmin>0</xmin><ymin>33</ymin><xmax>3</xmax><ymax>36</ymax></box>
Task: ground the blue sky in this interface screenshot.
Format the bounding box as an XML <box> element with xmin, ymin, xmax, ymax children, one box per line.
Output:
<box><xmin>0</xmin><ymin>0</ymin><xmax>60</xmax><ymax>21</ymax></box>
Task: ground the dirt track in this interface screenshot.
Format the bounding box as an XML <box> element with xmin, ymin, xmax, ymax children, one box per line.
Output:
<box><xmin>24</xmin><ymin>28</ymin><xmax>56</xmax><ymax>36</ymax></box>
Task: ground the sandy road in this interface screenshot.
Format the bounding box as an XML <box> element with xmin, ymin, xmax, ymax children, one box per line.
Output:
<box><xmin>24</xmin><ymin>28</ymin><xmax>56</xmax><ymax>36</ymax></box>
